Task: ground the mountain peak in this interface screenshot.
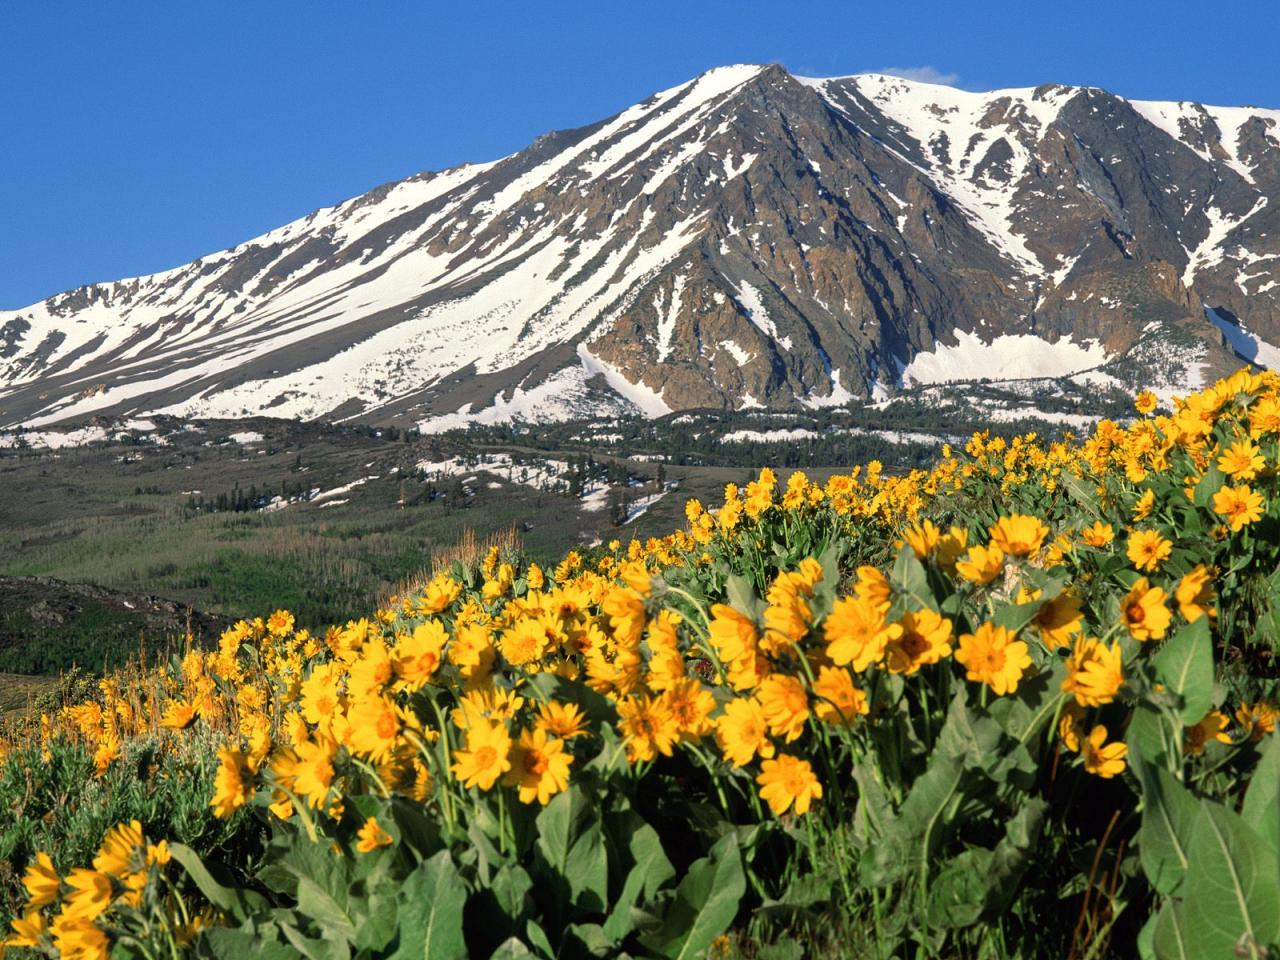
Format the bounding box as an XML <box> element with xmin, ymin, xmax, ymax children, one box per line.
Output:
<box><xmin>1</xmin><ymin>64</ymin><xmax>1277</xmax><ymax>429</ymax></box>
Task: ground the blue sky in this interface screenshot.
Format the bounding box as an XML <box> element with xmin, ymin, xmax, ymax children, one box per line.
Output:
<box><xmin>3</xmin><ymin>0</ymin><xmax>1279</xmax><ymax>308</ymax></box>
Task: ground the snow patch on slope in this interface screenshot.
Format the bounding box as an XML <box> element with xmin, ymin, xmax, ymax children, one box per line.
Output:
<box><xmin>577</xmin><ymin>343</ymin><xmax>671</xmax><ymax>417</ymax></box>
<box><xmin>900</xmin><ymin>330</ymin><xmax>1110</xmax><ymax>386</ymax></box>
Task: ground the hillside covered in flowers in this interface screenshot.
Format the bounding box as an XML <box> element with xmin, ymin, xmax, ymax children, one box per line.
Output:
<box><xmin>2</xmin><ymin>369</ymin><xmax>1279</xmax><ymax>960</ymax></box>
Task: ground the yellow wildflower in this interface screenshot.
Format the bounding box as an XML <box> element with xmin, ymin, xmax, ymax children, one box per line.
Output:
<box><xmin>756</xmin><ymin>754</ymin><xmax>822</xmax><ymax>816</ymax></box>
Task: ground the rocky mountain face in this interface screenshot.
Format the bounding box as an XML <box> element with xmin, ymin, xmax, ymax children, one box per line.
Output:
<box><xmin>2</xmin><ymin>64</ymin><xmax>1278</xmax><ymax>429</ymax></box>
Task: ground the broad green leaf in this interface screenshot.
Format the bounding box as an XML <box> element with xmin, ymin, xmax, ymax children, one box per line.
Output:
<box><xmin>200</xmin><ymin>926</ymin><xmax>298</xmax><ymax>960</ymax></box>
<box><xmin>891</xmin><ymin>544</ymin><xmax>933</xmax><ymax>610</ymax></box>
<box><xmin>524</xmin><ymin>920</ymin><xmax>555</xmax><ymax>959</ymax></box>
<box><xmin>1130</xmin><ymin>748</ymin><xmax>1198</xmax><ymax>895</ymax></box>
<box><xmin>1151</xmin><ymin>901</ymin><xmax>1190</xmax><ymax>960</ymax></box>
<box><xmin>725</xmin><ymin>574</ymin><xmax>762</xmax><ymax>619</ymax></box>
<box><xmin>603</xmin><ymin>821</ymin><xmax>675</xmax><ymax>941</ymax></box>
<box><xmin>1183</xmin><ymin>803</ymin><xmax>1280</xmax><ymax>959</ymax></box>
<box><xmin>470</xmin><ymin>864</ymin><xmax>535</xmax><ymax>952</ymax></box>
<box><xmin>1060</xmin><ymin>472</ymin><xmax>1102</xmax><ymax>517</ymax></box>
<box><xmin>1153</xmin><ymin>618</ymin><xmax>1213</xmax><ymax>724</ymax></box>
<box><xmin>294</xmin><ymin>872</ymin><xmax>357</xmax><ymax>943</ymax></box>
<box><xmin>565</xmin><ymin>923</ymin><xmax>614</xmax><ymax>955</ymax></box>
<box><xmin>488</xmin><ymin>938</ymin><xmax>537</xmax><ymax>960</ymax></box>
<box><xmin>391</xmin><ymin>851</ymin><xmax>469</xmax><ymax>960</ymax></box>
<box><xmin>926</xmin><ymin>847</ymin><xmax>995</xmax><ymax>928</ymax></box>
<box><xmin>356</xmin><ymin>892</ymin><xmax>398</xmax><ymax>953</ymax></box>
<box><xmin>1193</xmin><ymin>466</ymin><xmax>1225</xmax><ymax>509</ymax></box>
<box><xmin>1127</xmin><ymin>702</ymin><xmax>1175</xmax><ymax>771</ymax></box>
<box><xmin>865</xmin><ymin>745</ymin><xmax>966</xmax><ymax>887</ymax></box>
<box><xmin>169</xmin><ymin>843</ymin><xmax>266</xmax><ymax>923</ymax></box>
<box><xmin>638</xmin><ymin>832</ymin><xmax>746</xmax><ymax>960</ymax></box>
<box><xmin>925</xmin><ymin>797</ymin><xmax>1046</xmax><ymax>929</ymax></box>
<box><xmin>534</xmin><ymin>787</ymin><xmax>609</xmax><ymax>917</ymax></box>
<box><xmin>1241</xmin><ymin>733</ymin><xmax>1280</xmax><ymax>855</ymax></box>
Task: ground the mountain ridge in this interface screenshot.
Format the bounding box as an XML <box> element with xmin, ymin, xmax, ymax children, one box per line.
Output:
<box><xmin>2</xmin><ymin>63</ymin><xmax>1279</xmax><ymax>429</ymax></box>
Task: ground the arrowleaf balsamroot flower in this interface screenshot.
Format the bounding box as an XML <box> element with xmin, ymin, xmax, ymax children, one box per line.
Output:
<box><xmin>1121</xmin><ymin>578</ymin><xmax>1172</xmax><ymax>642</ymax></box>
<box><xmin>211</xmin><ymin>747</ymin><xmax>256</xmax><ymax>819</ymax></box>
<box><xmin>356</xmin><ymin>817</ymin><xmax>393</xmax><ymax>853</ymax></box>
<box><xmin>392</xmin><ymin>621</ymin><xmax>447</xmax><ymax>689</ymax></box>
<box><xmin>1176</xmin><ymin>565</ymin><xmax>1216</xmax><ymax>621</ymax></box>
<box><xmin>954</xmin><ymin>543</ymin><xmax>1005</xmax><ymax>585</ymax></box>
<box><xmin>535</xmin><ymin>700</ymin><xmax>587</xmax><ymax>740</ymax></box>
<box><xmin>1217</xmin><ymin>438</ymin><xmax>1265</xmax><ymax>480</ymax></box>
<box><xmin>22</xmin><ymin>851</ymin><xmax>61</xmax><ymax>909</ymax></box>
<box><xmin>6</xmin><ymin>909</ymin><xmax>46</xmax><ymax>949</ymax></box>
<box><xmin>989</xmin><ymin>514</ymin><xmax>1049</xmax><ymax>557</ymax></box>
<box><xmin>662</xmin><ymin>678</ymin><xmax>717</xmax><ymax>739</ymax></box>
<box><xmin>812</xmin><ymin>666</ymin><xmax>869</xmax><ymax>725</ymax></box>
<box><xmin>708</xmin><ymin>604</ymin><xmax>768</xmax><ymax>691</ymax></box>
<box><xmin>1213</xmin><ymin>484</ymin><xmax>1264</xmax><ymax>532</ymax></box>
<box><xmin>1081</xmin><ymin>726</ymin><xmax>1127</xmax><ymax>778</ymax></box>
<box><xmin>159</xmin><ymin>699</ymin><xmax>198</xmax><ymax>730</ymax></box>
<box><xmin>345</xmin><ymin>695</ymin><xmax>402</xmax><ymax>763</ymax></box>
<box><xmin>503</xmin><ymin>728</ymin><xmax>573</xmax><ymax>805</ymax></box>
<box><xmin>1033</xmin><ymin>588</ymin><xmax>1084</xmax><ymax>648</ymax></box>
<box><xmin>715</xmin><ymin>697</ymin><xmax>776</xmax><ymax>767</ymax></box>
<box><xmin>823</xmin><ymin>595</ymin><xmax>899</xmax><ymax>671</ymax></box>
<box><xmin>757</xmin><ymin>675</ymin><xmax>811</xmax><ymax>742</ymax></box>
<box><xmin>93</xmin><ymin>820</ymin><xmax>144</xmax><ymax>878</ymax></box>
<box><xmin>1184</xmin><ymin>710</ymin><xmax>1232</xmax><ymax>755</ymax></box>
<box><xmin>1062</xmin><ymin>637</ymin><xmax>1124</xmax><ymax>707</ymax></box>
<box><xmin>63</xmin><ymin>868</ymin><xmax>113</xmax><ymax>921</ymax></box>
<box><xmin>903</xmin><ymin>519</ymin><xmax>941</xmax><ymax>560</ymax></box>
<box><xmin>885</xmin><ymin>608</ymin><xmax>953</xmax><ymax>675</ymax></box>
<box><xmin>1080</xmin><ymin>521</ymin><xmax>1115</xmax><ymax>548</ymax></box>
<box><xmin>617</xmin><ymin>694</ymin><xmax>678</xmax><ymax>763</ymax></box>
<box><xmin>1126</xmin><ymin>529</ymin><xmax>1173</xmax><ymax>573</ymax></box>
<box><xmin>450</xmin><ymin>720</ymin><xmax>513</xmax><ymax>790</ymax></box>
<box><xmin>954</xmin><ymin>623</ymin><xmax>1031</xmax><ymax>696</ymax></box>
<box><xmin>756</xmin><ymin>754</ymin><xmax>822</xmax><ymax>816</ymax></box>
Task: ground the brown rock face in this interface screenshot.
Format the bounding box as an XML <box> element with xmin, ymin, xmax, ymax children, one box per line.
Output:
<box><xmin>1</xmin><ymin>65</ymin><xmax>1278</xmax><ymax>428</ymax></box>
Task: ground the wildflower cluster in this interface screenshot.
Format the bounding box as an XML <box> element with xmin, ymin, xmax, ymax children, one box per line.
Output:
<box><xmin>5</xmin><ymin>366</ymin><xmax>1280</xmax><ymax>958</ymax></box>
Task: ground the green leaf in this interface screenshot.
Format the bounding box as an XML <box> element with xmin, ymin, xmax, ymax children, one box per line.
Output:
<box><xmin>1153</xmin><ymin>618</ymin><xmax>1213</xmax><ymax>724</ymax></box>
<box><xmin>926</xmin><ymin>847</ymin><xmax>995</xmax><ymax>928</ymax></box>
<box><xmin>524</xmin><ymin>920</ymin><xmax>555</xmax><ymax>959</ymax></box>
<box><xmin>1151</xmin><ymin>901</ymin><xmax>1190</xmax><ymax>960</ymax></box>
<box><xmin>891</xmin><ymin>544</ymin><xmax>932</xmax><ymax>610</ymax></box>
<box><xmin>391</xmin><ymin>851</ymin><xmax>469</xmax><ymax>960</ymax></box>
<box><xmin>488</xmin><ymin>938</ymin><xmax>537</xmax><ymax>960</ymax></box>
<box><xmin>1183</xmin><ymin>802</ymin><xmax>1280</xmax><ymax>959</ymax></box>
<box><xmin>1193</xmin><ymin>466</ymin><xmax>1225</xmax><ymax>509</ymax></box>
<box><xmin>169</xmin><ymin>843</ymin><xmax>266</xmax><ymax>923</ymax></box>
<box><xmin>725</xmin><ymin>574</ymin><xmax>762</xmax><ymax>620</ymax></box>
<box><xmin>866</xmin><ymin>749</ymin><xmax>966</xmax><ymax>887</ymax></box>
<box><xmin>1241</xmin><ymin>733</ymin><xmax>1280</xmax><ymax>855</ymax></box>
<box><xmin>924</xmin><ymin>797</ymin><xmax>1046</xmax><ymax>929</ymax></box>
<box><xmin>1130</xmin><ymin>748</ymin><xmax>1198</xmax><ymax>895</ymax></box>
<box><xmin>470</xmin><ymin>864</ymin><xmax>535</xmax><ymax>952</ymax></box>
<box><xmin>201</xmin><ymin>926</ymin><xmax>299</xmax><ymax>960</ymax></box>
<box><xmin>1127</xmin><ymin>702</ymin><xmax>1175</xmax><ymax>771</ymax></box>
<box><xmin>534</xmin><ymin>786</ymin><xmax>609</xmax><ymax>917</ymax></box>
<box><xmin>1060</xmin><ymin>472</ymin><xmax>1102</xmax><ymax>518</ymax></box>
<box><xmin>603</xmin><ymin>821</ymin><xmax>675</xmax><ymax>942</ymax></box>
<box><xmin>638</xmin><ymin>832</ymin><xmax>746</xmax><ymax>960</ymax></box>
<box><xmin>294</xmin><ymin>870</ymin><xmax>358</xmax><ymax>943</ymax></box>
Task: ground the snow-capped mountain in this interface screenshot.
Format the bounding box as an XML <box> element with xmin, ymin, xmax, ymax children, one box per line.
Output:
<box><xmin>3</xmin><ymin>63</ymin><xmax>1279</xmax><ymax>429</ymax></box>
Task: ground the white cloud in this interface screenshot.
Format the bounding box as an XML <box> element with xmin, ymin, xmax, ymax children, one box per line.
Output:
<box><xmin>876</xmin><ymin>65</ymin><xmax>959</xmax><ymax>86</ymax></box>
